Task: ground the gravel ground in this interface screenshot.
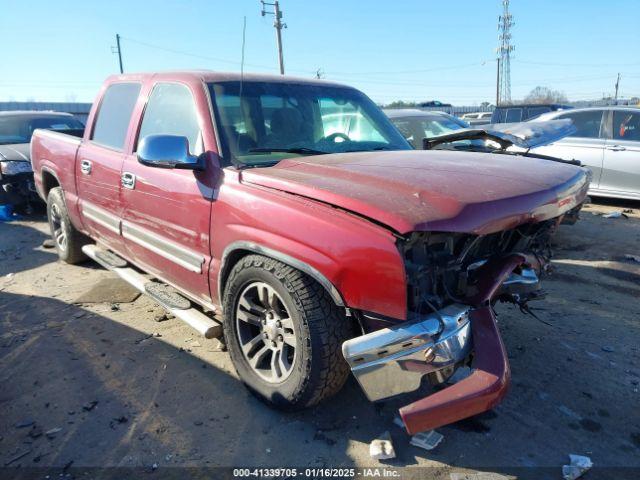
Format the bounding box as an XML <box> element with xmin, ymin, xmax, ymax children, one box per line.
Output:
<box><xmin>0</xmin><ymin>200</ymin><xmax>639</xmax><ymax>479</ymax></box>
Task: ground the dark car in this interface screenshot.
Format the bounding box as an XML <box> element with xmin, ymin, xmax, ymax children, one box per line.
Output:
<box><xmin>0</xmin><ymin>111</ymin><xmax>84</xmax><ymax>212</ymax></box>
<box><xmin>418</xmin><ymin>100</ymin><xmax>452</xmax><ymax>108</ymax></box>
<box><xmin>384</xmin><ymin>109</ymin><xmax>469</xmax><ymax>148</ymax></box>
<box><xmin>490</xmin><ymin>104</ymin><xmax>572</xmax><ymax>124</ymax></box>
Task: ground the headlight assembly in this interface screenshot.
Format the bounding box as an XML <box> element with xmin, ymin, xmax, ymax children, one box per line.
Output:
<box><xmin>0</xmin><ymin>161</ymin><xmax>33</xmax><ymax>175</ymax></box>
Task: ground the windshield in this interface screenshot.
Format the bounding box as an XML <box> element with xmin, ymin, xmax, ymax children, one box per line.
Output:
<box><xmin>389</xmin><ymin>115</ymin><xmax>467</xmax><ymax>149</ymax></box>
<box><xmin>0</xmin><ymin>115</ymin><xmax>84</xmax><ymax>145</ymax></box>
<box><xmin>208</xmin><ymin>81</ymin><xmax>411</xmax><ymax>167</ymax></box>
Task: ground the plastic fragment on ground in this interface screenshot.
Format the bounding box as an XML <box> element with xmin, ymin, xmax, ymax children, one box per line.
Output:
<box><xmin>562</xmin><ymin>454</ymin><xmax>593</xmax><ymax>480</ymax></box>
<box><xmin>369</xmin><ymin>431</ymin><xmax>396</xmax><ymax>460</ymax></box>
<box><xmin>410</xmin><ymin>430</ymin><xmax>444</xmax><ymax>451</ymax></box>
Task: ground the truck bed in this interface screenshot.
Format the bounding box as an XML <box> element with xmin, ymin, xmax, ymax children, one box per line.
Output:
<box><xmin>30</xmin><ymin>128</ymin><xmax>84</xmax><ymax>220</ymax></box>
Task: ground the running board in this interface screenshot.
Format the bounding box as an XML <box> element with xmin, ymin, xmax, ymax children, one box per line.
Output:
<box><xmin>82</xmin><ymin>244</ymin><xmax>222</xmax><ymax>339</ymax></box>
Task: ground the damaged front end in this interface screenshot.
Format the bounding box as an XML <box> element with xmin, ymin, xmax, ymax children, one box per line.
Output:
<box><xmin>342</xmin><ymin>220</ymin><xmax>558</xmax><ymax>435</ymax></box>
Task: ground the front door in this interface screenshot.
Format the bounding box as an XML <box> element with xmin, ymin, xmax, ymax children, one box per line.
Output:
<box><xmin>534</xmin><ymin>109</ymin><xmax>606</xmax><ymax>188</ymax></box>
<box><xmin>600</xmin><ymin>109</ymin><xmax>640</xmax><ymax>197</ymax></box>
<box><xmin>76</xmin><ymin>82</ymin><xmax>141</xmax><ymax>249</ymax></box>
<box><xmin>120</xmin><ymin>81</ymin><xmax>216</xmax><ymax>304</ymax></box>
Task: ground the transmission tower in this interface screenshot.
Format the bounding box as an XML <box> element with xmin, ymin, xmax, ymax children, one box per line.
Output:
<box><xmin>496</xmin><ymin>0</ymin><xmax>515</xmax><ymax>105</ymax></box>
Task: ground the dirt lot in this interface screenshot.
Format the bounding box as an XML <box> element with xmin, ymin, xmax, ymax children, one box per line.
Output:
<box><xmin>1</xmin><ymin>200</ymin><xmax>639</xmax><ymax>479</ymax></box>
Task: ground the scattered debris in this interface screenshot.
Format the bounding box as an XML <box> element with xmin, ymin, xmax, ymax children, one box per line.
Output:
<box><xmin>194</xmin><ymin>421</ymin><xmax>203</xmax><ymax>426</ymax></box>
<box><xmin>624</xmin><ymin>254</ymin><xmax>640</xmax><ymax>263</ymax></box>
<box><xmin>369</xmin><ymin>431</ymin><xmax>396</xmax><ymax>460</ymax></box>
<box><xmin>15</xmin><ymin>420</ymin><xmax>35</xmax><ymax>429</ymax></box>
<box><xmin>558</xmin><ymin>405</ymin><xmax>582</xmax><ymax>420</ymax></box>
<box><xmin>154</xmin><ymin>312</ymin><xmax>174</xmax><ymax>322</ymax></box>
<box><xmin>562</xmin><ymin>454</ymin><xmax>593</xmax><ymax>480</ymax></box>
<box><xmin>190</xmin><ymin>341</ymin><xmax>202</xmax><ymax>348</ymax></box>
<box><xmin>622</xmin><ymin>208</ymin><xmax>634</xmax><ymax>214</ymax></box>
<box><xmin>153</xmin><ymin>332</ymin><xmax>162</xmax><ymax>337</ymax></box>
<box><xmin>602</xmin><ymin>211</ymin><xmax>628</xmax><ymax>219</ymax></box>
<box><xmin>410</xmin><ymin>430</ymin><xmax>444</xmax><ymax>451</ymax></box>
<box><xmin>41</xmin><ymin>239</ymin><xmax>55</xmax><ymax>249</ymax></box>
<box><xmin>134</xmin><ymin>333</ymin><xmax>154</xmax><ymax>344</ymax></box>
<box><xmin>602</xmin><ymin>345</ymin><xmax>615</xmax><ymax>353</ymax></box>
<box><xmin>110</xmin><ymin>416</ymin><xmax>128</xmax><ymax>429</ymax></box>
<box><xmin>4</xmin><ymin>449</ymin><xmax>32</xmax><ymax>466</ymax></box>
<box><xmin>73</xmin><ymin>311</ymin><xmax>85</xmax><ymax>319</ymax></box>
<box><xmin>110</xmin><ymin>303</ymin><xmax>120</xmax><ymax>311</ymax></box>
<box><xmin>45</xmin><ymin>427</ymin><xmax>62</xmax><ymax>439</ymax></box>
<box><xmin>28</xmin><ymin>426</ymin><xmax>43</xmax><ymax>439</ymax></box>
<box><xmin>82</xmin><ymin>400</ymin><xmax>99</xmax><ymax>412</ymax></box>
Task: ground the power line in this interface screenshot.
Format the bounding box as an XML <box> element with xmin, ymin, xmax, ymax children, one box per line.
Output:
<box><xmin>496</xmin><ymin>0</ymin><xmax>515</xmax><ymax>105</ymax></box>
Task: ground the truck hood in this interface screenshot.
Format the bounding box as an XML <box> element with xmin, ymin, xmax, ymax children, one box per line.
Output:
<box><xmin>240</xmin><ymin>150</ymin><xmax>590</xmax><ymax>235</ymax></box>
<box><xmin>0</xmin><ymin>143</ymin><xmax>30</xmax><ymax>162</ymax></box>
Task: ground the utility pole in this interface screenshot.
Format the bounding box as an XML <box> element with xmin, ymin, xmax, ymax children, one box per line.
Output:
<box><xmin>111</xmin><ymin>33</ymin><xmax>124</xmax><ymax>74</ymax></box>
<box><xmin>496</xmin><ymin>0</ymin><xmax>515</xmax><ymax>105</ymax></box>
<box><xmin>614</xmin><ymin>73</ymin><xmax>621</xmax><ymax>101</ymax></box>
<box><xmin>260</xmin><ymin>0</ymin><xmax>286</xmax><ymax>75</ymax></box>
<box><xmin>495</xmin><ymin>58</ymin><xmax>500</xmax><ymax>105</ymax></box>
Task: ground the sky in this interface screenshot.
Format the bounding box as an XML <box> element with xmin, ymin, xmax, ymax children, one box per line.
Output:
<box><xmin>1</xmin><ymin>0</ymin><xmax>639</xmax><ymax>105</ymax></box>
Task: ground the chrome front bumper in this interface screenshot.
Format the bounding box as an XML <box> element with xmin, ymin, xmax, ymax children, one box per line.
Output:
<box><xmin>342</xmin><ymin>304</ymin><xmax>472</xmax><ymax>402</ymax></box>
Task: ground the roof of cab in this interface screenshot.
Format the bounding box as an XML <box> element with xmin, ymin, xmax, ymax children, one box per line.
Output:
<box><xmin>102</xmin><ymin>70</ymin><xmax>352</xmax><ymax>89</ymax></box>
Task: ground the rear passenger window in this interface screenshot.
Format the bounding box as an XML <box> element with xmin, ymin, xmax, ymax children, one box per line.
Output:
<box><xmin>91</xmin><ymin>83</ymin><xmax>141</xmax><ymax>150</ymax></box>
<box><xmin>613</xmin><ymin>111</ymin><xmax>640</xmax><ymax>142</ymax></box>
<box><xmin>559</xmin><ymin>111</ymin><xmax>603</xmax><ymax>138</ymax></box>
<box><xmin>137</xmin><ymin>83</ymin><xmax>202</xmax><ymax>155</ymax></box>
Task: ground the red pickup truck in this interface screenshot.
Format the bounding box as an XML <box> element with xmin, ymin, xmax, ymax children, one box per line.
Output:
<box><xmin>31</xmin><ymin>71</ymin><xmax>590</xmax><ymax>435</ymax></box>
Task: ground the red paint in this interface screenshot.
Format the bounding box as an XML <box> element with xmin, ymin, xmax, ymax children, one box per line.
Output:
<box><xmin>399</xmin><ymin>305</ymin><xmax>510</xmax><ymax>435</ymax></box>
<box><xmin>31</xmin><ymin>70</ymin><xmax>589</xmax><ymax>322</ymax></box>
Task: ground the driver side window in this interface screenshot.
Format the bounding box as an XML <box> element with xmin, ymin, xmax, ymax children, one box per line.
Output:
<box><xmin>138</xmin><ymin>83</ymin><xmax>203</xmax><ymax>155</ymax></box>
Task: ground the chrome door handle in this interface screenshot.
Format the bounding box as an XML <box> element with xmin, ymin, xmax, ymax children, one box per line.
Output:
<box><xmin>121</xmin><ymin>172</ymin><xmax>136</xmax><ymax>189</ymax></box>
<box><xmin>80</xmin><ymin>159</ymin><xmax>92</xmax><ymax>175</ymax></box>
<box><xmin>605</xmin><ymin>145</ymin><xmax>626</xmax><ymax>151</ymax></box>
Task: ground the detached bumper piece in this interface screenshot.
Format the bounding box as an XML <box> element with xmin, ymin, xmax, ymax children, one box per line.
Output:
<box><xmin>399</xmin><ymin>306</ymin><xmax>510</xmax><ymax>435</ymax></box>
<box><xmin>342</xmin><ymin>305</ymin><xmax>510</xmax><ymax>436</ymax></box>
<box><xmin>342</xmin><ymin>304</ymin><xmax>472</xmax><ymax>403</ymax></box>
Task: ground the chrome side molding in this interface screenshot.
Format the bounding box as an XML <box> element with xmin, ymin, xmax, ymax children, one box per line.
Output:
<box><xmin>121</xmin><ymin>221</ymin><xmax>204</xmax><ymax>273</ymax></box>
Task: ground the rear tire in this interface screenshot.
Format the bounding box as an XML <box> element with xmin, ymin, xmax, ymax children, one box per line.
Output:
<box><xmin>222</xmin><ymin>254</ymin><xmax>354</xmax><ymax>410</ymax></box>
<box><xmin>46</xmin><ymin>187</ymin><xmax>88</xmax><ymax>264</ymax></box>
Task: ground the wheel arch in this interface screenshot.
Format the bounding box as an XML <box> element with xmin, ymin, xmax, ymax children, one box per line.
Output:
<box><xmin>218</xmin><ymin>241</ymin><xmax>346</xmax><ymax>311</ymax></box>
<box><xmin>40</xmin><ymin>167</ymin><xmax>61</xmax><ymax>199</ymax></box>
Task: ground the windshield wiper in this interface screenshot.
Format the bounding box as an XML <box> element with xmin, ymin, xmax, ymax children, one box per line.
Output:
<box><xmin>248</xmin><ymin>147</ymin><xmax>327</xmax><ymax>155</ymax></box>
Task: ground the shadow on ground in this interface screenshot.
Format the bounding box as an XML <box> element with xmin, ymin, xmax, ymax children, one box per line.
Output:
<box><xmin>0</xmin><ymin>208</ymin><xmax>639</xmax><ymax>479</ymax></box>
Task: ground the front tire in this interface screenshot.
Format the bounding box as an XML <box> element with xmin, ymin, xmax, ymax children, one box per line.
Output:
<box><xmin>222</xmin><ymin>254</ymin><xmax>354</xmax><ymax>409</ymax></box>
<box><xmin>46</xmin><ymin>187</ymin><xmax>88</xmax><ymax>264</ymax></box>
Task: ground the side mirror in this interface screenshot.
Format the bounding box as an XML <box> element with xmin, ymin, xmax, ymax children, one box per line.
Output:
<box><xmin>137</xmin><ymin>135</ymin><xmax>204</xmax><ymax>170</ymax></box>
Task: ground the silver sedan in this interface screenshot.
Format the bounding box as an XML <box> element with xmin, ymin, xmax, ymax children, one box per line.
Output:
<box><xmin>531</xmin><ymin>107</ymin><xmax>640</xmax><ymax>200</ymax></box>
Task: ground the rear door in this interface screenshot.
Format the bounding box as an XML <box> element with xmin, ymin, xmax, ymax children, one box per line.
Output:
<box><xmin>533</xmin><ymin>109</ymin><xmax>606</xmax><ymax>187</ymax></box>
<box><xmin>76</xmin><ymin>82</ymin><xmax>141</xmax><ymax>249</ymax></box>
<box><xmin>119</xmin><ymin>80</ymin><xmax>216</xmax><ymax>304</ymax></box>
<box><xmin>600</xmin><ymin>109</ymin><xmax>640</xmax><ymax>197</ymax></box>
